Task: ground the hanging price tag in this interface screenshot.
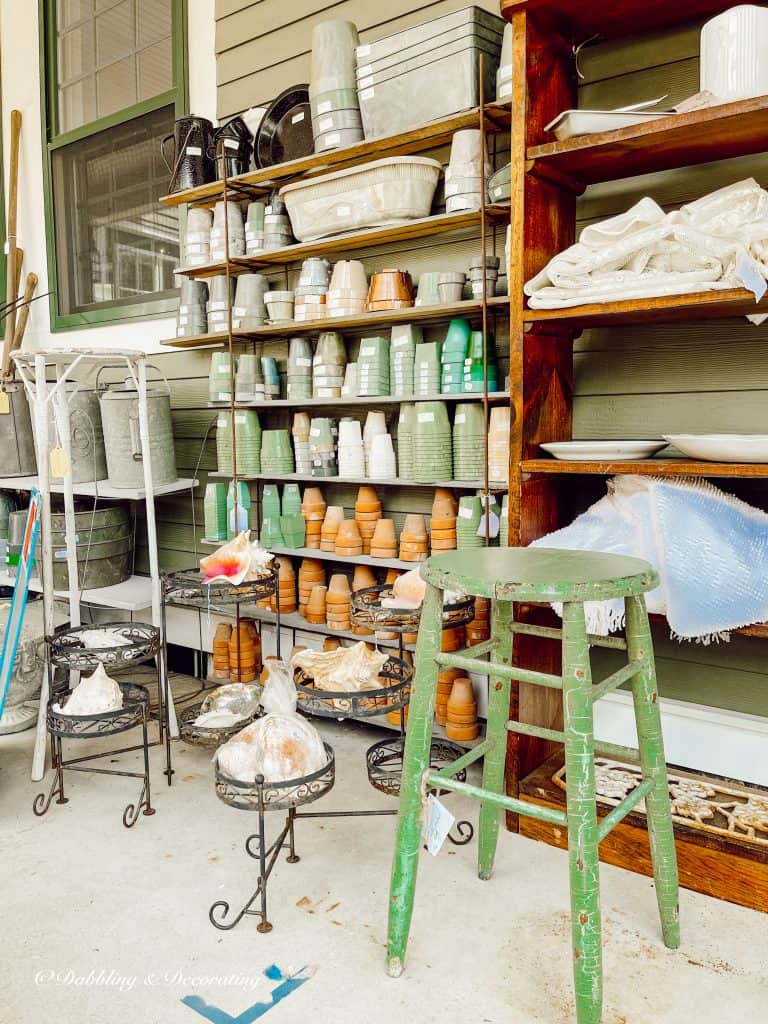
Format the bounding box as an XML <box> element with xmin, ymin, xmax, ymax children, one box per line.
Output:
<box><xmin>422</xmin><ymin>794</ymin><xmax>455</xmax><ymax>856</ymax></box>
<box><xmin>49</xmin><ymin>446</ymin><xmax>70</xmax><ymax>477</ymax></box>
<box><xmin>0</xmin><ymin>392</ymin><xmax>9</xmax><ymax>415</ymax></box>
<box><xmin>477</xmin><ymin>510</ymin><xmax>500</xmax><ymax>540</ymax></box>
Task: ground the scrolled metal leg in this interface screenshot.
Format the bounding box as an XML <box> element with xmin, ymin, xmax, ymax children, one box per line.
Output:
<box><xmin>286</xmin><ymin>807</ymin><xmax>300</xmax><ymax>864</ymax></box>
<box><xmin>209</xmin><ymin>881</ymin><xmax>265</xmax><ymax>932</ymax></box>
<box><xmin>123</xmin><ymin>709</ymin><xmax>156</xmax><ymax>828</ymax></box>
<box><xmin>256</xmin><ymin>787</ymin><xmax>272</xmax><ymax>933</ymax></box>
<box><xmin>33</xmin><ymin>770</ymin><xmax>66</xmax><ymax>816</ymax></box>
<box><xmin>160</xmin><ymin>602</ymin><xmax>174</xmax><ymax>786</ymax></box>
<box><xmin>448</xmin><ymin>819</ymin><xmax>474</xmax><ymax>846</ymax></box>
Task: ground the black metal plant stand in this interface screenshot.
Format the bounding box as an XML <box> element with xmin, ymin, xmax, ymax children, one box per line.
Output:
<box><xmin>33</xmin><ymin>682</ymin><xmax>155</xmax><ymax>828</ymax></box>
<box><xmin>210</xmin><ymin>743</ymin><xmax>336</xmax><ymax>932</ymax></box>
<box><xmin>160</xmin><ymin>565</ymin><xmax>281</xmax><ymax>751</ymax></box>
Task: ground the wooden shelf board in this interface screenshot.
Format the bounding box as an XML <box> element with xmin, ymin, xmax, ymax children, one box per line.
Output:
<box><xmin>174</xmin><ymin>208</ymin><xmax>510</xmax><ymax>277</ymax></box>
<box><xmin>501</xmin><ymin>0</ymin><xmax>728</xmax><ymax>39</ymax></box>
<box><xmin>522</xmin><ymin>457</ymin><xmax>768</xmax><ymax>479</ymax></box>
<box><xmin>159</xmin><ymin>104</ymin><xmax>512</xmax><ymax>208</ymax></box>
<box><xmin>528</xmin><ymin>96</ymin><xmax>768</xmax><ymax>187</ymax></box>
<box><xmin>209</xmin><ymin>471</ymin><xmax>504</xmax><ymax>490</ymax></box>
<box><xmin>161</xmin><ymin>297</ymin><xmax>510</xmax><ymax>348</ymax></box>
<box><xmin>267</xmin><ymin>545</ymin><xmax>416</xmax><ymax>572</ymax></box>
<box><xmin>524</xmin><ymin>288</ymin><xmax>768</xmax><ymax>327</ymax></box>
<box><xmin>208</xmin><ymin>391</ymin><xmax>508</xmax><ymax>410</ymax></box>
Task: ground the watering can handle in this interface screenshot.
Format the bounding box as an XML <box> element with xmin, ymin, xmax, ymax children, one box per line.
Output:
<box><xmin>129</xmin><ymin>416</ymin><xmax>143</xmax><ymax>463</ymax></box>
<box><xmin>161</xmin><ymin>133</ymin><xmax>176</xmax><ymax>175</ymax></box>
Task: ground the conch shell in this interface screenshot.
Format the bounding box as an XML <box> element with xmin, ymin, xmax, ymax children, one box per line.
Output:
<box><xmin>55</xmin><ymin>662</ymin><xmax>123</xmax><ymax>716</ymax></box>
<box><xmin>200</xmin><ymin>532</ymin><xmax>274</xmax><ymax>586</ymax></box>
<box><xmin>291</xmin><ymin>641</ymin><xmax>387</xmax><ymax>692</ymax></box>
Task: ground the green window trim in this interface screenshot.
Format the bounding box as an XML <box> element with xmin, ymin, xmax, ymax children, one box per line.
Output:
<box><xmin>38</xmin><ymin>0</ymin><xmax>189</xmax><ymax>332</ymax></box>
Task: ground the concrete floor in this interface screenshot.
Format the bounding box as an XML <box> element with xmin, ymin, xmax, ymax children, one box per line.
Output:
<box><xmin>2</xmin><ymin>693</ymin><xmax>767</xmax><ymax>1024</ymax></box>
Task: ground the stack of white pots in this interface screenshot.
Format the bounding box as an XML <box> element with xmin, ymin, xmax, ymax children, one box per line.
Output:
<box><xmin>362</xmin><ymin>410</ymin><xmax>387</xmax><ymax>476</ymax></box>
<box><xmin>445</xmin><ymin>130</ymin><xmax>490</xmax><ymax>214</ymax></box>
<box><xmin>313</xmin><ymin>331</ymin><xmax>347</xmax><ymax>398</ymax></box>
<box><xmin>326</xmin><ymin>260</ymin><xmax>368</xmax><ymax>317</ymax></box>
<box><xmin>310</xmin><ymin>21</ymin><xmax>364</xmax><ymax>153</ymax></box>
<box><xmin>294</xmin><ymin>257</ymin><xmax>331</xmax><ymax>321</ymax></box>
<box><xmin>337</xmin><ymin>418</ymin><xmax>366</xmax><ymax>477</ymax></box>
<box><xmin>182</xmin><ymin>208</ymin><xmax>212</xmax><ymax>268</ymax></box>
<box><xmin>207</xmin><ymin>276</ymin><xmax>235</xmax><ymax>334</ymax></box>
<box><xmin>210</xmin><ymin>201</ymin><xmax>245</xmax><ymax>260</ymax></box>
<box><xmin>233</xmin><ymin>274</ymin><xmax>268</xmax><ymax>328</ymax></box>
<box><xmin>496</xmin><ymin>23</ymin><xmax>513</xmax><ymax>101</ymax></box>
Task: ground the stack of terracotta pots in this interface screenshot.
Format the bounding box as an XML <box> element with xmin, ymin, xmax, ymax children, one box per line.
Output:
<box><xmin>298</xmin><ymin>558</ymin><xmax>326</xmax><ymax>616</ymax></box>
<box><xmin>467</xmin><ymin>597</ymin><xmax>491</xmax><ymax>645</ymax></box>
<box><xmin>301</xmin><ymin>486</ymin><xmax>326</xmax><ymax>549</ymax></box>
<box><xmin>435</xmin><ymin>666</ymin><xmax>463</xmax><ymax>726</ymax></box>
<box><xmin>430</xmin><ymin>487</ymin><xmax>458</xmax><ymax>553</ymax></box>
<box><xmin>370</xmin><ymin>518</ymin><xmax>397</xmax><ymax>558</ymax></box>
<box><xmin>445</xmin><ymin>676</ymin><xmax>479</xmax><ymax>741</ymax></box>
<box><xmin>354</xmin><ymin>485</ymin><xmax>381</xmax><ymax>553</ymax></box>
<box><xmin>326</xmin><ymin>573</ymin><xmax>352</xmax><ymax>631</ymax></box>
<box><xmin>212</xmin><ymin>623</ymin><xmax>232</xmax><ymax>680</ymax></box>
<box><xmin>306</xmin><ymin>584</ymin><xmax>328</xmax><ymax>624</ymax></box>
<box><xmin>323</xmin><ymin>636</ymin><xmax>342</xmax><ymax>652</ymax></box>
<box><xmin>229</xmin><ymin>620</ymin><xmax>261</xmax><ymax>682</ymax></box>
<box><xmin>441</xmin><ymin>620</ymin><xmax>466</xmax><ymax>653</ymax></box>
<box><xmin>275</xmin><ymin>556</ymin><xmax>297</xmax><ymax>613</ymax></box>
<box><xmin>320</xmin><ymin>505</ymin><xmax>344</xmax><ymax>551</ymax></box>
<box><xmin>399</xmin><ymin>513</ymin><xmax>429</xmax><ymax>562</ymax></box>
<box><xmin>335</xmin><ymin>518</ymin><xmax>363</xmax><ymax>556</ymax></box>
<box><xmin>352</xmin><ymin>564</ymin><xmax>377</xmax><ymax>635</ymax></box>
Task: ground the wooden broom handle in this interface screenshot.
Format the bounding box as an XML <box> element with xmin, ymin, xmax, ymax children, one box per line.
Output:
<box><xmin>12</xmin><ymin>272</ymin><xmax>37</xmax><ymax>352</ymax></box>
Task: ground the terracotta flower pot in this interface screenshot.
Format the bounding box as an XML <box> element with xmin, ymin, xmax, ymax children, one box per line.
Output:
<box><xmin>352</xmin><ymin>565</ymin><xmax>377</xmax><ymax>591</ymax></box>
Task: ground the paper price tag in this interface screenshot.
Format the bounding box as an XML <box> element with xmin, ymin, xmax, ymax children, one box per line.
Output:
<box><xmin>224</xmin><ymin>138</ymin><xmax>239</xmax><ymax>150</ymax></box>
<box><xmin>736</xmin><ymin>253</ymin><xmax>768</xmax><ymax>302</ymax></box>
<box><xmin>417</xmin><ymin>412</ymin><xmax>435</xmax><ymax>422</ymax></box>
<box><xmin>291</xmin><ymin>111</ymin><xmax>306</xmax><ymax>124</ymax></box>
<box><xmin>235</xmin><ymin>414</ymin><xmax>247</xmax><ymax>425</ymax></box>
<box><xmin>477</xmin><ymin>511</ymin><xmax>500</xmax><ymax>540</ymax></box>
<box><xmin>0</xmin><ymin>392</ymin><xmax>9</xmax><ymax>415</ymax></box>
<box><xmin>458</xmin><ymin>506</ymin><xmax>473</xmax><ymax>519</ymax></box>
<box><xmin>361</xmin><ymin>346</ymin><xmax>376</xmax><ymax>357</ymax></box>
<box><xmin>455</xmin><ymin>413</ymin><xmax>466</xmax><ymax>425</ymax></box>
<box><xmin>50</xmin><ymin>446</ymin><xmax>70</xmax><ymax>477</ymax></box>
<box><xmin>422</xmin><ymin>794</ymin><xmax>455</xmax><ymax>856</ymax></box>
<box><xmin>358</xmin><ymin>43</ymin><xmax>371</xmax><ymax>57</ymax></box>
<box><xmin>296</xmin><ymin>357</ymin><xmax>311</xmax><ymax>367</ymax></box>
<box><xmin>186</xmin><ymin>145</ymin><xmax>202</xmax><ymax>156</ymax></box>
<box><xmin>335</xmin><ymin>202</ymin><xmax>350</xmax><ymax>215</ymax></box>
<box><xmin>317</xmin><ymin>100</ymin><xmax>332</xmax><ymax>115</ymax></box>
<box><xmin>216</xmin><ymin>416</ymin><xmax>228</xmax><ymax>427</ymax></box>
<box><xmin>318</xmin><ymin>116</ymin><xmax>334</xmax><ymax>132</ymax></box>
<box><xmin>360</xmin><ymin>88</ymin><xmax>374</xmax><ymax>100</ymax></box>
<box><xmin>358</xmin><ymin>75</ymin><xmax>373</xmax><ymax>90</ymax></box>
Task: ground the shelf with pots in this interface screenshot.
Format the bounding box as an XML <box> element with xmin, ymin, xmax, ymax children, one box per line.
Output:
<box><xmin>158</xmin><ymin>103</ymin><xmax>512</xmax><ymax>209</ymax></box>
<box><xmin>210</xmin><ymin>471</ymin><xmax>506</xmax><ymax>490</ymax></box>
<box><xmin>521</xmin><ymin>458</ymin><xmax>768</xmax><ymax>479</ymax></box>
<box><xmin>162</xmin><ymin>296</ymin><xmax>510</xmax><ymax>349</ymax></box>
<box><xmin>173</xmin><ymin>207</ymin><xmax>510</xmax><ymax>279</ymax></box>
<box><xmin>206</xmin><ymin>392</ymin><xmax>509</xmax><ymax>411</ymax></box>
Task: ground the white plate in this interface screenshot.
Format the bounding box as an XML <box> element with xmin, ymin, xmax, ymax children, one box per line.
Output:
<box><xmin>544</xmin><ymin>109</ymin><xmax>673</xmax><ymax>141</ymax></box>
<box><xmin>663</xmin><ymin>434</ymin><xmax>768</xmax><ymax>463</ymax></box>
<box><xmin>540</xmin><ymin>440</ymin><xmax>668</xmax><ymax>461</ymax></box>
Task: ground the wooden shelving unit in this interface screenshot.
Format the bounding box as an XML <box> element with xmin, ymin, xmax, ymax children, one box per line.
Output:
<box><xmin>162</xmin><ymin>296</ymin><xmax>510</xmax><ymax>349</ymax></box>
<box><xmin>502</xmin><ymin>0</ymin><xmax>768</xmax><ymax>899</ymax></box>
<box><xmin>208</xmin><ymin>392</ymin><xmax>508</xmax><ymax>411</ymax></box>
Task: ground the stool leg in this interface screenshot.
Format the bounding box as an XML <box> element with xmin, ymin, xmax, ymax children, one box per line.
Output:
<box><xmin>478</xmin><ymin>598</ymin><xmax>512</xmax><ymax>880</ymax></box>
<box><xmin>562</xmin><ymin>601</ymin><xmax>602</xmax><ymax>1024</ymax></box>
<box><xmin>387</xmin><ymin>581</ymin><xmax>443</xmax><ymax>978</ymax></box>
<box><xmin>625</xmin><ymin>594</ymin><xmax>680</xmax><ymax>950</ymax></box>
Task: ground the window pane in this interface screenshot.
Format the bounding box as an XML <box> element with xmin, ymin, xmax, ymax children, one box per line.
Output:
<box><xmin>95</xmin><ymin>0</ymin><xmax>135</xmax><ymax>65</ymax></box>
<box><xmin>137</xmin><ymin>39</ymin><xmax>172</xmax><ymax>101</ymax></box>
<box><xmin>59</xmin><ymin>24</ymin><xmax>95</xmax><ymax>82</ymax></box>
<box><xmin>58</xmin><ymin>0</ymin><xmax>94</xmax><ymax>30</ymax></box>
<box><xmin>51</xmin><ymin>105</ymin><xmax>179</xmax><ymax>315</ymax></box>
<box><xmin>55</xmin><ymin>0</ymin><xmax>171</xmax><ymax>131</ymax></box>
<box><xmin>96</xmin><ymin>56</ymin><xmax>137</xmax><ymax>117</ymax></box>
<box><xmin>138</xmin><ymin>0</ymin><xmax>172</xmax><ymax>46</ymax></box>
<box><xmin>59</xmin><ymin>78</ymin><xmax>97</xmax><ymax>133</ymax></box>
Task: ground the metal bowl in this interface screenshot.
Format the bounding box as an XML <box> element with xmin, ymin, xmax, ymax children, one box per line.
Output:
<box><xmin>46</xmin><ymin>682</ymin><xmax>149</xmax><ymax>739</ymax></box>
<box><xmin>48</xmin><ymin>621</ymin><xmax>160</xmax><ymax>671</ymax></box>
<box><xmin>214</xmin><ymin>742</ymin><xmax>335</xmax><ymax>811</ymax></box>
<box><xmin>294</xmin><ymin>654</ymin><xmax>412</xmax><ymax>719</ymax></box>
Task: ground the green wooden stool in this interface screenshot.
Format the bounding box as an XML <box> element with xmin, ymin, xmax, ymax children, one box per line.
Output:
<box><xmin>387</xmin><ymin>548</ymin><xmax>680</xmax><ymax>1024</ymax></box>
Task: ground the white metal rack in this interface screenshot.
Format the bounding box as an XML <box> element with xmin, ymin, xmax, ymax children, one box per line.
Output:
<box><xmin>11</xmin><ymin>348</ymin><xmax>197</xmax><ymax>779</ymax></box>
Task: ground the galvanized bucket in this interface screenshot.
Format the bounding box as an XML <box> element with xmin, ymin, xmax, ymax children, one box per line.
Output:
<box><xmin>99</xmin><ymin>385</ymin><xmax>178</xmax><ymax>489</ymax></box>
<box><xmin>35</xmin><ymin>385</ymin><xmax>108</xmax><ymax>484</ymax></box>
<box><xmin>0</xmin><ymin>383</ymin><xmax>36</xmax><ymax>477</ymax></box>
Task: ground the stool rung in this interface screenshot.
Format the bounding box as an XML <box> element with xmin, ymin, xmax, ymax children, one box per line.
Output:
<box><xmin>435</xmin><ymin>651</ymin><xmax>563</xmax><ymax>690</ymax></box>
<box><xmin>422</xmin><ymin>773</ymin><xmax>568</xmax><ymax>827</ymax></box>
<box><xmin>428</xmin><ymin>739</ymin><xmax>493</xmax><ymax>782</ymax></box>
<box><xmin>510</xmin><ymin>621</ymin><xmax>628</xmax><ymax>651</ymax></box>
<box><xmin>589</xmin><ymin>660</ymin><xmax>643</xmax><ymax>703</ymax></box>
<box><xmin>594</xmin><ymin>740</ymin><xmax>640</xmax><ymax>763</ymax></box>
<box><xmin>597</xmin><ymin>778</ymin><xmax>654</xmax><ymax>841</ymax></box>
<box><xmin>505</xmin><ymin>720</ymin><xmax>565</xmax><ymax>744</ymax></box>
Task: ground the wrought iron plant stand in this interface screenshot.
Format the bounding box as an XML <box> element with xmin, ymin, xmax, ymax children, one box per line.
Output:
<box><xmin>34</xmin><ymin>622</ymin><xmax>162</xmax><ymax>827</ymax></box>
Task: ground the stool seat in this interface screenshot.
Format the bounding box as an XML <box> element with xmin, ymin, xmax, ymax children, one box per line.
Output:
<box><xmin>423</xmin><ymin>547</ymin><xmax>659</xmax><ymax>603</ymax></box>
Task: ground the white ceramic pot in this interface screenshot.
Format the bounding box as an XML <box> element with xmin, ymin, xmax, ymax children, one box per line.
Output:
<box><xmin>700</xmin><ymin>5</ymin><xmax>768</xmax><ymax>102</ymax></box>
